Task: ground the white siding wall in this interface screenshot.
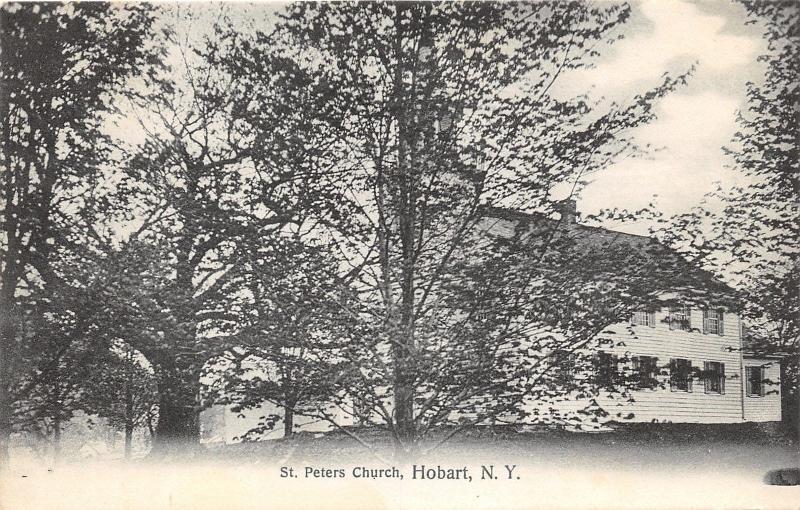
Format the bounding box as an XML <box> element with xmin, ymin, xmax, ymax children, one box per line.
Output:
<box><xmin>529</xmin><ymin>307</ymin><xmax>752</xmax><ymax>424</ymax></box>
<box><xmin>743</xmin><ymin>358</ymin><xmax>782</xmax><ymax>422</ymax></box>
<box><xmin>601</xmin><ymin>308</ymin><xmax>744</xmax><ymax>423</ymax></box>
<box><xmin>200</xmin><ymin>401</ymin><xmax>345</xmax><ymax>444</ymax></box>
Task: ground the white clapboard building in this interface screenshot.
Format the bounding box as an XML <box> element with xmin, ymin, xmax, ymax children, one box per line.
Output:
<box><xmin>202</xmin><ymin>201</ymin><xmax>782</xmax><ymax>443</ymax></box>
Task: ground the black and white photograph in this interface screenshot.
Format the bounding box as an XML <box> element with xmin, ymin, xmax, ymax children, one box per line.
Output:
<box><xmin>0</xmin><ymin>1</ymin><xmax>797</xmax><ymax>509</ymax></box>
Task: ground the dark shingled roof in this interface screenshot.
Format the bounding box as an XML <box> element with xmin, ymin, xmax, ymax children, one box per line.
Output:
<box><xmin>481</xmin><ymin>205</ymin><xmax>738</xmax><ymax>304</ymax></box>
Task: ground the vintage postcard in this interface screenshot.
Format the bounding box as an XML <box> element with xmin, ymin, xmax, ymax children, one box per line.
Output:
<box><xmin>0</xmin><ymin>1</ymin><xmax>797</xmax><ymax>509</ymax></box>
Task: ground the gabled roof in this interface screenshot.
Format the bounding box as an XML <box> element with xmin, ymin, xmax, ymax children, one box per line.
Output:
<box><xmin>741</xmin><ymin>326</ymin><xmax>791</xmax><ymax>359</ymax></box>
<box><xmin>480</xmin><ymin>205</ymin><xmax>739</xmax><ymax>305</ymax></box>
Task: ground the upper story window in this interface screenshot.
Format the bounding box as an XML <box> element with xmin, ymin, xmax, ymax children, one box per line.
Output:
<box><xmin>746</xmin><ymin>366</ymin><xmax>765</xmax><ymax>397</ymax></box>
<box><xmin>670</xmin><ymin>358</ymin><xmax>693</xmax><ymax>392</ymax></box>
<box><xmin>631</xmin><ymin>311</ymin><xmax>656</xmax><ymax>327</ymax></box>
<box><xmin>703</xmin><ymin>361</ymin><xmax>725</xmax><ymax>394</ymax></box>
<box><xmin>669</xmin><ymin>305</ymin><xmax>692</xmax><ymax>331</ymax></box>
<box><xmin>703</xmin><ymin>308</ymin><xmax>725</xmax><ymax>335</ymax></box>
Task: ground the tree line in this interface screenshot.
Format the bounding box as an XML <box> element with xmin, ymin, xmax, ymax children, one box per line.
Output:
<box><xmin>1</xmin><ymin>1</ymin><xmax>796</xmax><ymax>464</ymax></box>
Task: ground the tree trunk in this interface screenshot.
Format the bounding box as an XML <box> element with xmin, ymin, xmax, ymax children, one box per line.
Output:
<box><xmin>124</xmin><ymin>423</ymin><xmax>133</xmax><ymax>460</ymax></box>
<box><xmin>124</xmin><ymin>359</ymin><xmax>134</xmax><ymax>459</ymax></box>
<box><xmin>283</xmin><ymin>407</ymin><xmax>294</xmax><ymax>438</ymax></box>
<box><xmin>0</xmin><ymin>294</ymin><xmax>16</xmax><ymax>471</ymax></box>
<box><xmin>391</xmin><ymin>2</ymin><xmax>417</xmax><ymax>459</ymax></box>
<box><xmin>52</xmin><ymin>416</ymin><xmax>61</xmax><ymax>466</ymax></box>
<box><xmin>147</xmin><ymin>411</ymin><xmax>155</xmax><ymax>439</ymax></box>
<box><xmin>0</xmin><ymin>422</ymin><xmax>10</xmax><ymax>470</ymax></box>
<box><xmin>151</xmin><ymin>388</ymin><xmax>200</xmax><ymax>457</ymax></box>
<box><xmin>282</xmin><ymin>378</ymin><xmax>296</xmax><ymax>439</ymax></box>
<box><xmin>150</xmin><ymin>217</ymin><xmax>204</xmax><ymax>457</ymax></box>
<box><xmin>780</xmin><ymin>359</ymin><xmax>798</xmax><ymax>440</ymax></box>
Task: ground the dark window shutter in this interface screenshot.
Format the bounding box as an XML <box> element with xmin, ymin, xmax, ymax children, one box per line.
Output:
<box><xmin>595</xmin><ymin>352</ymin><xmax>619</xmax><ymax>388</ymax></box>
<box><xmin>648</xmin><ymin>311</ymin><xmax>656</xmax><ymax>327</ymax></box>
<box><xmin>720</xmin><ymin>363</ymin><xmax>726</xmax><ymax>394</ymax></box>
<box><xmin>759</xmin><ymin>367</ymin><xmax>765</xmax><ymax>396</ymax></box>
<box><xmin>596</xmin><ymin>351</ymin><xmax>605</xmax><ymax>386</ymax></box>
<box><xmin>687</xmin><ymin>360</ymin><xmax>693</xmax><ymax>392</ymax></box>
<box><xmin>651</xmin><ymin>357</ymin><xmax>659</xmax><ymax>388</ymax></box>
<box><xmin>703</xmin><ymin>361</ymin><xmax>710</xmax><ymax>393</ymax></box>
<box><xmin>669</xmin><ymin>359</ymin><xmax>676</xmax><ymax>390</ymax></box>
<box><xmin>718</xmin><ymin>311</ymin><xmax>724</xmax><ymax>336</ymax></box>
<box><xmin>702</xmin><ymin>309</ymin><xmax>709</xmax><ymax>334</ymax></box>
<box><xmin>746</xmin><ymin>367</ymin><xmax>753</xmax><ymax>396</ymax></box>
<box><xmin>553</xmin><ymin>350</ymin><xmax>573</xmax><ymax>386</ymax></box>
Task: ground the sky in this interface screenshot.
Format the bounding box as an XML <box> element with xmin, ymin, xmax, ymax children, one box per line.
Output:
<box><xmin>111</xmin><ymin>0</ymin><xmax>771</xmax><ymax>237</ymax></box>
<box><xmin>557</xmin><ymin>0</ymin><xmax>769</xmax><ymax>233</ymax></box>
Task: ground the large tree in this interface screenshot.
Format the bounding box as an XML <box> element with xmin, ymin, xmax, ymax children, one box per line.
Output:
<box><xmin>0</xmin><ymin>3</ymin><xmax>157</xmax><ymax>467</ymax></box>
<box><xmin>215</xmin><ymin>2</ymin><xmax>690</xmax><ymax>457</ymax></box>
<box><xmin>118</xmin><ymin>7</ymin><xmax>347</xmax><ymax>452</ymax></box>
<box><xmin>732</xmin><ymin>3</ymin><xmax>798</xmax><ymax>433</ymax></box>
<box><xmin>661</xmin><ymin>1</ymin><xmax>798</xmax><ymax>433</ymax></box>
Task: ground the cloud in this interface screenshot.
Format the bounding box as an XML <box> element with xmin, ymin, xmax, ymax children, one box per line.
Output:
<box><xmin>562</xmin><ymin>0</ymin><xmax>767</xmax><ymax>233</ymax></box>
<box><xmin>579</xmin><ymin>91</ymin><xmax>743</xmax><ymax>219</ymax></box>
<box><xmin>634</xmin><ymin>91</ymin><xmax>739</xmax><ymax>168</ymax></box>
<box><xmin>578</xmin><ymin>0</ymin><xmax>760</xmax><ymax>93</ymax></box>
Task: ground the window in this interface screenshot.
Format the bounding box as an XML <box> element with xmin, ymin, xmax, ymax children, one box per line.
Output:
<box><xmin>632</xmin><ymin>355</ymin><xmax>659</xmax><ymax>389</ymax></box>
<box><xmin>746</xmin><ymin>366</ymin><xmax>765</xmax><ymax>397</ymax></box>
<box><xmin>703</xmin><ymin>361</ymin><xmax>725</xmax><ymax>394</ymax></box>
<box><xmin>669</xmin><ymin>305</ymin><xmax>692</xmax><ymax>331</ymax></box>
<box><xmin>552</xmin><ymin>349</ymin><xmax>575</xmax><ymax>387</ymax></box>
<box><xmin>703</xmin><ymin>308</ymin><xmax>725</xmax><ymax>335</ymax></box>
<box><xmin>594</xmin><ymin>351</ymin><xmax>619</xmax><ymax>388</ymax></box>
<box><xmin>439</xmin><ymin>112</ymin><xmax>453</xmax><ymax>132</ymax></box>
<box><xmin>670</xmin><ymin>358</ymin><xmax>693</xmax><ymax>392</ymax></box>
<box><xmin>631</xmin><ymin>311</ymin><xmax>656</xmax><ymax>327</ymax></box>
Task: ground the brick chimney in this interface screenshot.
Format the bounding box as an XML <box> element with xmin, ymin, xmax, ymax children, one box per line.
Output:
<box><xmin>558</xmin><ymin>199</ymin><xmax>577</xmax><ymax>225</ymax></box>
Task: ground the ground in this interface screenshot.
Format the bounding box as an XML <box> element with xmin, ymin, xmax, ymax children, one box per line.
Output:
<box><xmin>208</xmin><ymin>422</ymin><xmax>798</xmax><ymax>464</ymax></box>
<box><xmin>1</xmin><ymin>423</ymin><xmax>798</xmax><ymax>510</ymax></box>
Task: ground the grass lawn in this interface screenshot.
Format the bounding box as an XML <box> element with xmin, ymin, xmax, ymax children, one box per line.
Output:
<box><xmin>207</xmin><ymin>422</ymin><xmax>798</xmax><ymax>474</ymax></box>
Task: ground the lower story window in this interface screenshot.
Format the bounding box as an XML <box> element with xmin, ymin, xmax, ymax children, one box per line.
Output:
<box><xmin>633</xmin><ymin>355</ymin><xmax>659</xmax><ymax>389</ymax></box>
<box><xmin>703</xmin><ymin>361</ymin><xmax>725</xmax><ymax>394</ymax></box>
<box><xmin>594</xmin><ymin>351</ymin><xmax>619</xmax><ymax>388</ymax></box>
<box><xmin>552</xmin><ymin>349</ymin><xmax>575</xmax><ymax>387</ymax></box>
<box><xmin>746</xmin><ymin>366</ymin><xmax>765</xmax><ymax>397</ymax></box>
<box><xmin>670</xmin><ymin>358</ymin><xmax>693</xmax><ymax>392</ymax></box>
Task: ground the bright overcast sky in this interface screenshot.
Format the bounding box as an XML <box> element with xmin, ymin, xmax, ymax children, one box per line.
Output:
<box><xmin>560</xmin><ymin>0</ymin><xmax>768</xmax><ymax>233</ymax></box>
<box><xmin>114</xmin><ymin>1</ymin><xmax>770</xmax><ymax>236</ymax></box>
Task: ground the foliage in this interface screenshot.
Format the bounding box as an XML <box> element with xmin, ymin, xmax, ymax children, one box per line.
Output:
<box><xmin>203</xmin><ymin>235</ymin><xmax>365</xmax><ymax>440</ymax></box>
<box><xmin>0</xmin><ymin>2</ymin><xmax>158</xmax><ymax>465</ymax></box>
<box><xmin>5</xmin><ymin>1</ymin><xmax>786</xmax><ymax>464</ymax></box>
<box><xmin>79</xmin><ymin>343</ymin><xmax>158</xmax><ymax>448</ymax></box>
<box><xmin>206</xmin><ymin>1</ymin><xmax>692</xmax><ymax>457</ymax></box>
<box><xmin>658</xmin><ymin>1</ymin><xmax>798</xmax><ymax>430</ymax></box>
<box><xmin>115</xmin><ymin>5</ymin><xmax>357</xmax><ymax>448</ymax></box>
